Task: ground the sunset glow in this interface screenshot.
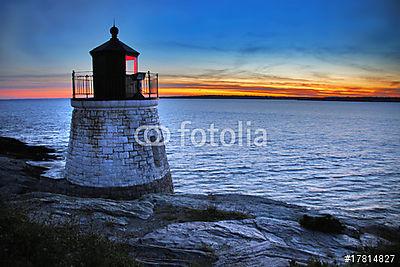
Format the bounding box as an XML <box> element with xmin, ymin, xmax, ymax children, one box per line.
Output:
<box><xmin>1</xmin><ymin>1</ymin><xmax>399</xmax><ymax>99</ymax></box>
<box><xmin>0</xmin><ymin>76</ymin><xmax>399</xmax><ymax>99</ymax></box>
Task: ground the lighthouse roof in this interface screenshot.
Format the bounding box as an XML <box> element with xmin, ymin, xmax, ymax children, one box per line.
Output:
<box><xmin>90</xmin><ymin>26</ymin><xmax>140</xmax><ymax>57</ymax></box>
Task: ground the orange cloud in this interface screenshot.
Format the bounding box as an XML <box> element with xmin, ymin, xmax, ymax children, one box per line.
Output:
<box><xmin>159</xmin><ymin>74</ymin><xmax>400</xmax><ymax>97</ymax></box>
<box><xmin>0</xmin><ymin>88</ymin><xmax>70</xmax><ymax>99</ymax></box>
<box><xmin>0</xmin><ymin>73</ymin><xmax>399</xmax><ymax>99</ymax></box>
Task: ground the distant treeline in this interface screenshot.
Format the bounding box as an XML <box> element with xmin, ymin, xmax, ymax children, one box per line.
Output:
<box><xmin>161</xmin><ymin>95</ymin><xmax>400</xmax><ymax>102</ymax></box>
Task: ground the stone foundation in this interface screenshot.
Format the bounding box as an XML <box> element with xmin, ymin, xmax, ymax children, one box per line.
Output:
<box><xmin>65</xmin><ymin>99</ymin><xmax>173</xmax><ymax>196</ymax></box>
<box><xmin>38</xmin><ymin>172</ymin><xmax>173</xmax><ymax>200</ymax></box>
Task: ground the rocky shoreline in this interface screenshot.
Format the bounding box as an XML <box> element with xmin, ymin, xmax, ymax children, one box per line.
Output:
<box><xmin>0</xmin><ymin>137</ymin><xmax>398</xmax><ymax>266</ymax></box>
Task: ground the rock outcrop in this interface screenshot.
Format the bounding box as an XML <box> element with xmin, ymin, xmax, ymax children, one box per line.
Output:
<box><xmin>0</xmin><ymin>137</ymin><xmax>396</xmax><ymax>266</ymax></box>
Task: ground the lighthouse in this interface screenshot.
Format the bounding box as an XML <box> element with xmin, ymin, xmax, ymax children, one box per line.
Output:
<box><xmin>65</xmin><ymin>26</ymin><xmax>173</xmax><ymax>198</ymax></box>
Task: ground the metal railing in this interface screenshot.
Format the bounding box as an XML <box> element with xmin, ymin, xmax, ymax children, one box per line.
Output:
<box><xmin>72</xmin><ymin>71</ymin><xmax>93</xmax><ymax>98</ymax></box>
<box><xmin>72</xmin><ymin>70</ymin><xmax>158</xmax><ymax>99</ymax></box>
<box><xmin>125</xmin><ymin>72</ymin><xmax>159</xmax><ymax>99</ymax></box>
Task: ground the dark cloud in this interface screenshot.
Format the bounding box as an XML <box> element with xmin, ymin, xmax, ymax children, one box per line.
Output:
<box><xmin>159</xmin><ymin>41</ymin><xmax>229</xmax><ymax>52</ymax></box>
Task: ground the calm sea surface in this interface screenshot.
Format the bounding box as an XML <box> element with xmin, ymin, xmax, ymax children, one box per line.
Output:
<box><xmin>1</xmin><ymin>99</ymin><xmax>399</xmax><ymax>224</ymax></box>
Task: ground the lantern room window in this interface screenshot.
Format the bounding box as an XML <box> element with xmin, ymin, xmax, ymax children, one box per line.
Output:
<box><xmin>126</xmin><ymin>55</ymin><xmax>138</xmax><ymax>74</ymax></box>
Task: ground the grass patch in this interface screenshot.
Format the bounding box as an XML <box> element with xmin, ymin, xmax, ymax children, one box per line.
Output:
<box><xmin>157</xmin><ymin>205</ymin><xmax>253</xmax><ymax>223</ymax></box>
<box><xmin>185</xmin><ymin>205</ymin><xmax>253</xmax><ymax>222</ymax></box>
<box><xmin>299</xmin><ymin>214</ymin><xmax>345</xmax><ymax>234</ymax></box>
<box><xmin>289</xmin><ymin>258</ymin><xmax>337</xmax><ymax>267</ymax></box>
<box><xmin>0</xmin><ymin>202</ymin><xmax>138</xmax><ymax>267</ymax></box>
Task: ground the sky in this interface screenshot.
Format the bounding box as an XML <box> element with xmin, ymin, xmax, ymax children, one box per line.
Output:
<box><xmin>0</xmin><ymin>0</ymin><xmax>399</xmax><ymax>99</ymax></box>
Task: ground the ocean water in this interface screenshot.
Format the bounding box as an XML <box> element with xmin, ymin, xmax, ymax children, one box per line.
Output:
<box><xmin>1</xmin><ymin>98</ymin><xmax>399</xmax><ymax>225</ymax></box>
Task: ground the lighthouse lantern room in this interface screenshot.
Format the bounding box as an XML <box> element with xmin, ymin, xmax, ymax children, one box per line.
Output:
<box><xmin>72</xmin><ymin>25</ymin><xmax>158</xmax><ymax>100</ymax></box>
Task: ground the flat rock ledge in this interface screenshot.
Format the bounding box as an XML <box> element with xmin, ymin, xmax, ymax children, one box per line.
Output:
<box><xmin>5</xmin><ymin>192</ymin><xmax>387</xmax><ymax>266</ymax></box>
<box><xmin>0</xmin><ymin>137</ymin><xmax>396</xmax><ymax>266</ymax></box>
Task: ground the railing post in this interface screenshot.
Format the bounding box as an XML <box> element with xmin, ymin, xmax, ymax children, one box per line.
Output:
<box><xmin>85</xmin><ymin>75</ymin><xmax>89</xmax><ymax>98</ymax></box>
<box><xmin>72</xmin><ymin>70</ymin><xmax>75</xmax><ymax>99</ymax></box>
<box><xmin>90</xmin><ymin>75</ymin><xmax>93</xmax><ymax>97</ymax></box>
<box><xmin>156</xmin><ymin>73</ymin><xmax>159</xmax><ymax>98</ymax></box>
<box><xmin>148</xmin><ymin>71</ymin><xmax>151</xmax><ymax>98</ymax></box>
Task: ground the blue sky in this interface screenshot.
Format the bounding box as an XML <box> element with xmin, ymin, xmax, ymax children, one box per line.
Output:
<box><xmin>0</xmin><ymin>0</ymin><xmax>399</xmax><ymax>98</ymax></box>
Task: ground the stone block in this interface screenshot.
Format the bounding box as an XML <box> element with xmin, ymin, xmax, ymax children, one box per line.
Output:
<box><xmin>124</xmin><ymin>143</ymin><xmax>133</xmax><ymax>151</ymax></box>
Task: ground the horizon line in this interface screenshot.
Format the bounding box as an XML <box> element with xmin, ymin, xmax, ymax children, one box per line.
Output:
<box><xmin>1</xmin><ymin>95</ymin><xmax>399</xmax><ymax>103</ymax></box>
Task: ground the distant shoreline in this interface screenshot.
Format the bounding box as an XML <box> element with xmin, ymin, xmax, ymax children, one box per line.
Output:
<box><xmin>160</xmin><ymin>95</ymin><xmax>400</xmax><ymax>102</ymax></box>
<box><xmin>1</xmin><ymin>95</ymin><xmax>399</xmax><ymax>102</ymax></box>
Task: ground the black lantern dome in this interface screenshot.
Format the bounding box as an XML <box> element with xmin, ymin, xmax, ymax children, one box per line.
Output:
<box><xmin>90</xmin><ymin>26</ymin><xmax>139</xmax><ymax>56</ymax></box>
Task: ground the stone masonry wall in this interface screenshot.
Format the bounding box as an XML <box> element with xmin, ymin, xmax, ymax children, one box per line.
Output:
<box><xmin>65</xmin><ymin>100</ymin><xmax>172</xmax><ymax>189</ymax></box>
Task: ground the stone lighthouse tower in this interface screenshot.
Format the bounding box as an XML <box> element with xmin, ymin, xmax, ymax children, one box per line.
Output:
<box><xmin>65</xmin><ymin>26</ymin><xmax>173</xmax><ymax>199</ymax></box>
